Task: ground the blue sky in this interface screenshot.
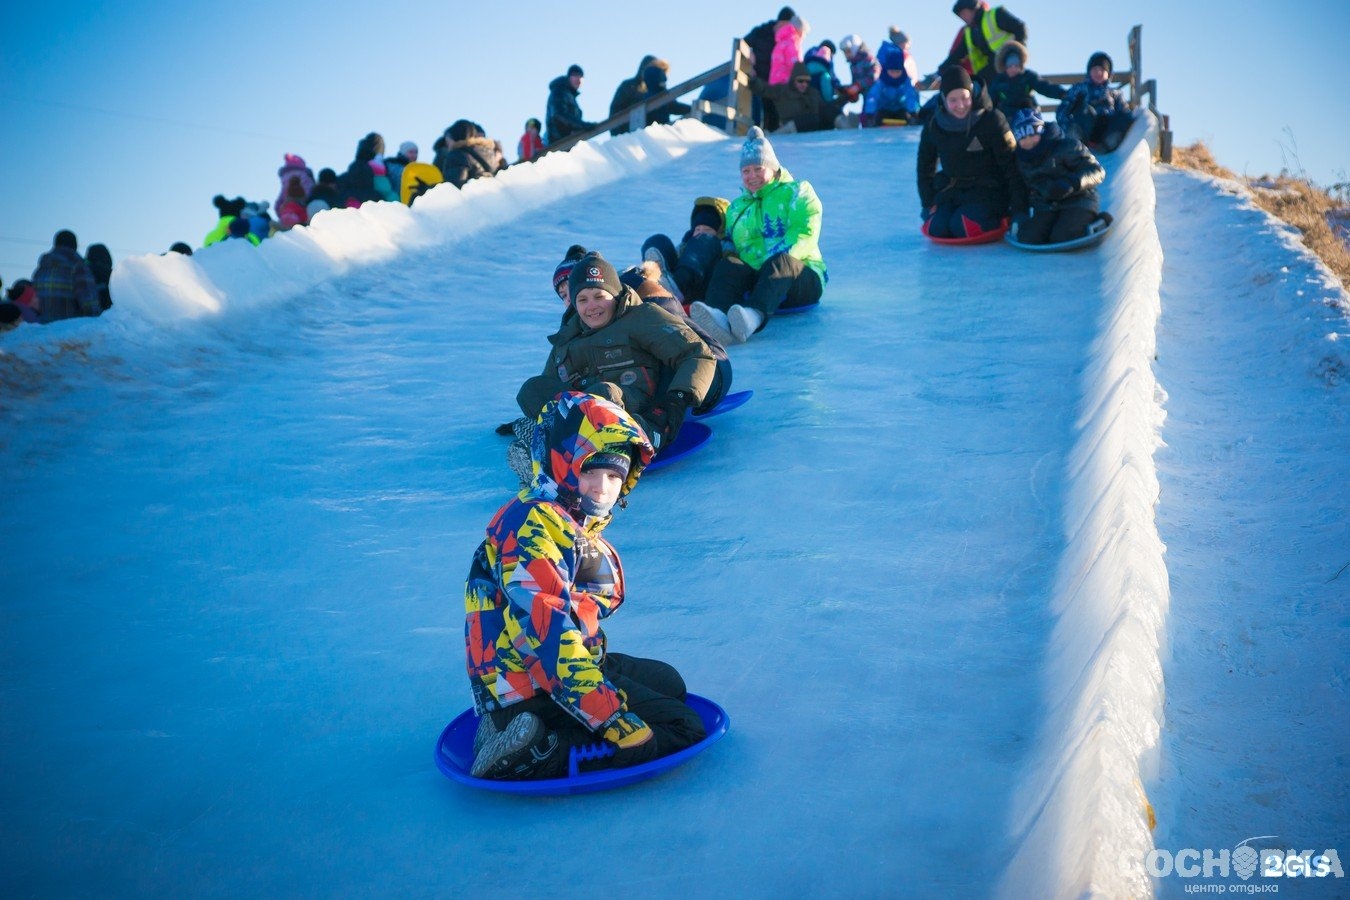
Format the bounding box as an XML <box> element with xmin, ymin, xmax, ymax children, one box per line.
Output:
<box><xmin>2</xmin><ymin>1</ymin><xmax>1344</xmax><ymax>288</ymax></box>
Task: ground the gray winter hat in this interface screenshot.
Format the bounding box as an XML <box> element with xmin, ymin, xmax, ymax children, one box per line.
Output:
<box><xmin>739</xmin><ymin>126</ymin><xmax>780</xmax><ymax>171</ymax></box>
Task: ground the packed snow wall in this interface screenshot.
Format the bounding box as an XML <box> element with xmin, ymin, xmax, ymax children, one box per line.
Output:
<box><xmin>0</xmin><ymin>120</ymin><xmax>724</xmax><ymax>342</ymax></box>
<box><xmin>999</xmin><ymin>115</ymin><xmax>1169</xmax><ymax>898</ymax></box>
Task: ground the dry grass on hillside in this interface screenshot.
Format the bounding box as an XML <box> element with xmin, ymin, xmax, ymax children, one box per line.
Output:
<box><xmin>1170</xmin><ymin>142</ymin><xmax>1350</xmax><ymax>292</ymax></box>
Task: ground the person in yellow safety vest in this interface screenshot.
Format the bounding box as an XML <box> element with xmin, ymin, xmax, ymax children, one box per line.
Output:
<box><xmin>940</xmin><ymin>0</ymin><xmax>1027</xmax><ymax>87</ymax></box>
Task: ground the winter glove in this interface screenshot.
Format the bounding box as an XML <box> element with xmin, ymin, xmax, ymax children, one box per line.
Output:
<box><xmin>644</xmin><ymin>390</ymin><xmax>692</xmax><ymax>448</ymax></box>
<box><xmin>602</xmin><ymin>710</ymin><xmax>653</xmax><ymax>749</ymax></box>
<box><xmin>1046</xmin><ymin>178</ymin><xmax>1074</xmax><ymax>201</ymax></box>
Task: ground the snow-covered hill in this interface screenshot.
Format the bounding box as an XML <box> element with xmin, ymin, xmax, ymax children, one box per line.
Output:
<box><xmin>1</xmin><ymin>118</ymin><xmax>1344</xmax><ymax>898</ymax></box>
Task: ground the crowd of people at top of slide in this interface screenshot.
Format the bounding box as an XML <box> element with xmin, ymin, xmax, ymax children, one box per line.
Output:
<box><xmin>4</xmin><ymin>2</ymin><xmax>1130</xmax><ymax>338</ymax></box>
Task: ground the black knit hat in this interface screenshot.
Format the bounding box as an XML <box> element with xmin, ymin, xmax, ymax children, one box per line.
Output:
<box><xmin>53</xmin><ymin>230</ymin><xmax>78</xmax><ymax>250</ymax></box>
<box><xmin>690</xmin><ymin>204</ymin><xmax>723</xmax><ymax>233</ymax></box>
<box><xmin>581</xmin><ymin>450</ymin><xmax>632</xmax><ymax>478</ymax></box>
<box><xmin>568</xmin><ymin>252</ymin><xmax>622</xmax><ymax>301</ymax></box>
<box><xmin>940</xmin><ymin>65</ymin><xmax>973</xmax><ymax>96</ymax></box>
<box><xmin>952</xmin><ymin>0</ymin><xmax>979</xmax><ymax>13</ymax></box>
<box><xmin>567</xmin><ymin>63</ymin><xmax>584</xmax><ymax>78</ymax></box>
<box><xmin>1087</xmin><ymin>51</ymin><xmax>1113</xmax><ymax>75</ymax></box>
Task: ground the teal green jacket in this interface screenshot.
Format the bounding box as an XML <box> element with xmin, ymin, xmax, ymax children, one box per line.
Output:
<box><xmin>724</xmin><ymin>166</ymin><xmax>827</xmax><ymax>286</ymax></box>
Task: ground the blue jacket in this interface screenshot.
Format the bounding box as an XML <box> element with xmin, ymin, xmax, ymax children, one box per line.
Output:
<box><xmin>862</xmin><ymin>73</ymin><xmax>919</xmax><ymax>125</ymax></box>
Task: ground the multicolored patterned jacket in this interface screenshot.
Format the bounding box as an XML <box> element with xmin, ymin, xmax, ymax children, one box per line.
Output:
<box><xmin>464</xmin><ymin>392</ymin><xmax>654</xmax><ymax>731</ymax></box>
<box><xmin>723</xmin><ymin>165</ymin><xmax>827</xmax><ymax>286</ymax></box>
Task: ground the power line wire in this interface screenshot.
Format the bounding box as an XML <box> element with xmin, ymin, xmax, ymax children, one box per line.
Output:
<box><xmin>0</xmin><ymin>93</ymin><xmax>347</xmax><ymax>152</ymax></box>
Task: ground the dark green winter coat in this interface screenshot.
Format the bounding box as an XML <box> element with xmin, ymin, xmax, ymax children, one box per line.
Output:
<box><xmin>517</xmin><ymin>285</ymin><xmax>716</xmax><ymax>421</ymax></box>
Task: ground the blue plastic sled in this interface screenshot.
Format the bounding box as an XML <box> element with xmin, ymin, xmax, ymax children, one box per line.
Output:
<box><xmin>693</xmin><ymin>389</ymin><xmax>753</xmax><ymax>420</ymax></box>
<box><xmin>435</xmin><ymin>694</ymin><xmax>730</xmax><ymax>796</ymax></box>
<box><xmin>775</xmin><ymin>301</ymin><xmax>818</xmax><ymax>316</ymax></box>
<box><xmin>644</xmin><ymin>420</ymin><xmax>712</xmax><ymax>473</ymax></box>
<box><xmin>1005</xmin><ymin>213</ymin><xmax>1113</xmax><ymax>252</ymax></box>
<box><xmin>922</xmin><ymin>217</ymin><xmax>1010</xmax><ymax>245</ymax></box>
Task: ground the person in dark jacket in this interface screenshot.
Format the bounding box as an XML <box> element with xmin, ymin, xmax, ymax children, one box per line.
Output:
<box><xmin>1057</xmin><ymin>51</ymin><xmax>1133</xmax><ymax>152</ymax></box>
<box><xmin>917</xmin><ymin>66</ymin><xmax>1027</xmax><ymax>238</ymax></box>
<box><xmin>31</xmin><ymin>230</ymin><xmax>98</xmax><ymax>322</ymax></box>
<box><xmin>609</xmin><ymin>55</ymin><xmax>661</xmax><ymax>136</ymax></box>
<box><xmin>640</xmin><ymin>197</ymin><xmax>733</xmax><ymax>304</ymax></box>
<box><xmin>639</xmin><ymin>64</ymin><xmax>691</xmax><ymax>127</ymax></box>
<box><xmin>546</xmin><ymin>64</ymin><xmax>597</xmax><ymax>145</ymax></box>
<box><xmin>84</xmin><ymin>244</ymin><xmax>113</xmax><ymax>313</ymax></box>
<box><xmin>435</xmin><ymin>120</ymin><xmax>504</xmax><ymax>188</ymax></box>
<box><xmin>516</xmin><ymin>252</ymin><xmax>716</xmax><ymax>453</ymax></box>
<box><xmin>465</xmin><ymin>391</ymin><xmax>707</xmax><ymax>782</ymax></box>
<box><xmin>305</xmin><ymin>168</ymin><xmax>341</xmax><ymax>218</ymax></box>
<box><xmin>741</xmin><ymin>7</ymin><xmax>797</xmax><ymax>127</ymax></box>
<box><xmin>743</xmin><ymin>7</ymin><xmax>796</xmax><ymax>82</ymax></box>
<box><xmin>1008</xmin><ymin>107</ymin><xmax>1105</xmax><ymax>244</ymax></box>
<box><xmin>748</xmin><ymin>61</ymin><xmax>843</xmax><ymax>133</ymax></box>
<box><xmin>335</xmin><ymin>133</ymin><xmax>390</xmax><ymax>206</ymax></box>
<box><xmin>937</xmin><ymin>0</ymin><xmax>1027</xmax><ymax>87</ymax></box>
<box><xmin>987</xmin><ymin>41</ymin><xmax>1064</xmax><ymax>121</ymax></box>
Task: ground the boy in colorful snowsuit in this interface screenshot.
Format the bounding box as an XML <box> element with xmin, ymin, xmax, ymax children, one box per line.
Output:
<box><xmin>1057</xmin><ymin>52</ymin><xmax>1133</xmax><ymax>152</ymax></box>
<box><xmin>465</xmin><ymin>391</ymin><xmax>707</xmax><ymax>780</ymax></box>
<box><xmin>690</xmin><ymin>127</ymin><xmax>825</xmax><ymax>345</ymax></box>
<box><xmin>1008</xmin><ymin>108</ymin><xmax>1105</xmax><ymax>245</ymax></box>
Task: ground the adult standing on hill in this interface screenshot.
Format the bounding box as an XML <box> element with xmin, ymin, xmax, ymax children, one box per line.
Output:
<box><xmin>546</xmin><ymin>64</ymin><xmax>597</xmax><ymax>145</ymax></box>
<box><xmin>609</xmin><ymin>55</ymin><xmax>661</xmax><ymax>136</ymax></box>
<box><xmin>937</xmin><ymin>0</ymin><xmax>1027</xmax><ymax>87</ymax></box>
<box><xmin>31</xmin><ymin>230</ymin><xmax>98</xmax><ymax>322</ymax></box>
<box><xmin>741</xmin><ymin>7</ymin><xmax>796</xmax><ymax>127</ymax></box>
<box><xmin>742</xmin><ymin>7</ymin><xmax>795</xmax><ymax>82</ymax></box>
<box><xmin>689</xmin><ymin>127</ymin><xmax>825</xmax><ymax>345</ymax></box>
<box><xmin>917</xmin><ymin>66</ymin><xmax>1027</xmax><ymax>239</ymax></box>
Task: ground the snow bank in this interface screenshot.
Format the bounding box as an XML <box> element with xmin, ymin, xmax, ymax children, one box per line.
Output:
<box><xmin>95</xmin><ymin>121</ymin><xmax>725</xmax><ymax>330</ymax></box>
<box><xmin>1001</xmin><ymin>114</ymin><xmax>1170</xmax><ymax>898</ymax></box>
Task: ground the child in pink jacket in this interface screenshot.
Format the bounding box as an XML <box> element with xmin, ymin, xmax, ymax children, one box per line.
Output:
<box><xmin>769</xmin><ymin>16</ymin><xmax>808</xmax><ymax>84</ymax></box>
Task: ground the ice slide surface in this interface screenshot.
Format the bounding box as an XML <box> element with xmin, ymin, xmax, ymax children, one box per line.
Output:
<box><xmin>1</xmin><ymin>119</ymin><xmax>1343</xmax><ymax>897</ymax></box>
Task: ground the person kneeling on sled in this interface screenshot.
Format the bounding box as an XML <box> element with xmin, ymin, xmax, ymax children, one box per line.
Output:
<box><xmin>689</xmin><ymin>126</ymin><xmax>827</xmax><ymax>345</ymax></box>
<box><xmin>466</xmin><ymin>391</ymin><xmax>708</xmax><ymax>780</ymax></box>
<box><xmin>516</xmin><ymin>252</ymin><xmax>717</xmax><ymax>456</ymax></box>
<box><xmin>1009</xmin><ymin>108</ymin><xmax>1106</xmax><ymax>245</ymax></box>
<box><xmin>917</xmin><ymin>66</ymin><xmax>1027</xmax><ymax>239</ymax></box>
